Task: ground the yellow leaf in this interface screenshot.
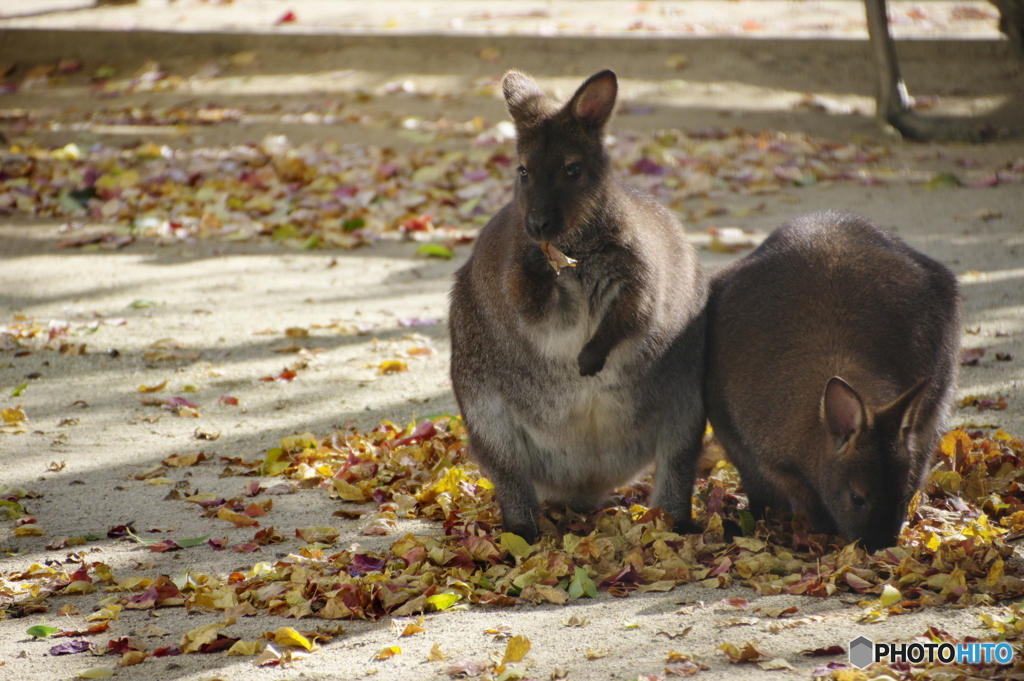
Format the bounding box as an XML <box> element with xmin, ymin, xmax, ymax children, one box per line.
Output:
<box><xmin>333</xmin><ymin>479</ymin><xmax>368</xmax><ymax>502</ymax></box>
<box><xmin>426</xmin><ymin>642</ymin><xmax>445</xmax><ymax>662</ymax></box>
<box><xmin>719</xmin><ymin>641</ymin><xmax>765</xmax><ymax>663</ymax></box>
<box><xmin>932</xmin><ymin>470</ymin><xmax>962</xmax><ymax>495</ymax></box>
<box><xmin>879</xmin><ymin>584</ymin><xmax>901</xmax><ymax>608</ymax></box>
<box><xmin>14</xmin><ymin>524</ymin><xmax>45</xmax><ymax>536</ymax></box>
<box><xmin>273</xmin><ymin>626</ymin><xmax>313</xmax><ymax>651</ymax></box>
<box><xmin>501</xmin><ymin>635</ymin><xmax>531</xmax><ymax>664</ymax></box>
<box><xmin>162</xmin><ymin>452</ymin><xmax>204</xmax><ymax>467</ymax></box>
<box><xmin>118</xmin><ymin>651</ymin><xmax>147</xmax><ymax>666</ymax></box>
<box><xmin>378</xmin><ymin>360</ymin><xmax>409</xmax><ymax>375</ymax></box>
<box><xmin>58</xmin><ymin>603</ymin><xmax>80</xmax><ymax>616</ymax></box>
<box><xmin>400</xmin><ymin>619</ymin><xmax>425</xmax><ymax>637</ymax></box>
<box><xmin>75</xmin><ymin>668</ymin><xmax>114</xmax><ymax>679</ymax></box>
<box><xmin>585</xmin><ymin>648</ymin><xmax>608</xmax><ymax>660</ymax></box>
<box><xmin>2</xmin><ymin>406</ymin><xmax>28</xmax><ymax>424</ymax></box>
<box><xmin>427</xmin><ymin>593</ymin><xmax>459</xmax><ymax>611</ymax></box>
<box><xmin>987</xmin><ymin>559</ymin><xmax>1005</xmax><ymax>587</ymax></box>
<box><xmin>180</xmin><ymin>622</ymin><xmax>224</xmax><ymax>653</ymax></box>
<box><xmin>499</xmin><ymin>532</ymin><xmax>534</xmax><ymax>559</ymax></box>
<box><xmin>93</xmin><ymin>563</ymin><xmax>115</xmax><ymax>584</ymax></box>
<box><xmin>373</xmin><ymin>645</ymin><xmax>401</xmax><ymax>660</ymax></box>
<box><xmin>939</xmin><ymin>429</ymin><xmax>972</xmax><ymax>461</ymax></box>
<box><xmin>217</xmin><ymin>507</ymin><xmax>259</xmax><ymax>527</ymax></box>
<box><xmin>137</xmin><ymin>380</ymin><xmax>168</xmax><ymax>393</ymax></box>
<box><xmin>278</xmin><ymin>432</ymin><xmax>318</xmax><ymax>450</ymax></box>
<box><xmin>85</xmin><ymin>605</ymin><xmax>122</xmax><ymax>622</ymax></box>
<box><xmin>64</xmin><ymin>581</ymin><xmax>97</xmax><ymax>595</ymax></box>
<box><xmin>227</xmin><ymin>640</ymin><xmax>262</xmax><ymax>656</ymax></box>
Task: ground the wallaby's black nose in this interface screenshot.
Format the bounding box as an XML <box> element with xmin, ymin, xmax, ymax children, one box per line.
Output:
<box><xmin>526</xmin><ymin>211</ymin><xmax>550</xmax><ymax>240</ymax></box>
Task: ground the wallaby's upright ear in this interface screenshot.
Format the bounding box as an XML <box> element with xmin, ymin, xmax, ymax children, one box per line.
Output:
<box><xmin>568</xmin><ymin>69</ymin><xmax>617</xmax><ymax>129</ymax></box>
<box><xmin>881</xmin><ymin>377</ymin><xmax>932</xmax><ymax>447</ymax></box>
<box><xmin>503</xmin><ymin>70</ymin><xmax>549</xmax><ymax>128</ymax></box>
<box><xmin>822</xmin><ymin>377</ymin><xmax>866</xmax><ymax>450</ymax></box>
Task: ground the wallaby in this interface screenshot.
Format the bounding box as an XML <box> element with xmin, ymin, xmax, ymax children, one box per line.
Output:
<box><xmin>448</xmin><ymin>69</ymin><xmax>708</xmax><ymax>542</ymax></box>
<box><xmin>704</xmin><ymin>210</ymin><xmax>961</xmax><ymax>552</ymax></box>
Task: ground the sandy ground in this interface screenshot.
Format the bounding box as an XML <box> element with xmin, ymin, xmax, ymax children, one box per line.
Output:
<box><xmin>2</xmin><ymin>1</ymin><xmax>1024</xmax><ymax>680</ymax></box>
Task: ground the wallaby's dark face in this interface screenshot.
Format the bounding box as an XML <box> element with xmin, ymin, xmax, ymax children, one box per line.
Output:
<box><xmin>818</xmin><ymin>377</ymin><xmax>930</xmax><ymax>552</ymax></box>
<box><xmin>502</xmin><ymin>70</ymin><xmax>617</xmax><ymax>244</ymax></box>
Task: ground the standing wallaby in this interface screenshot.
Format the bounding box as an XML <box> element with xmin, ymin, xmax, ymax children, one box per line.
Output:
<box><xmin>704</xmin><ymin>211</ymin><xmax>961</xmax><ymax>552</ymax></box>
<box><xmin>448</xmin><ymin>69</ymin><xmax>708</xmax><ymax>542</ymax></box>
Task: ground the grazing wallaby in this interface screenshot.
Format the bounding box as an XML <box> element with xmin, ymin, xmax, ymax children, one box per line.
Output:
<box><xmin>704</xmin><ymin>211</ymin><xmax>961</xmax><ymax>552</ymax></box>
<box><xmin>449</xmin><ymin>69</ymin><xmax>708</xmax><ymax>542</ymax></box>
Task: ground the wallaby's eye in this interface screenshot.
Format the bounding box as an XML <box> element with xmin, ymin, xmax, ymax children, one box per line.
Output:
<box><xmin>565</xmin><ymin>163</ymin><xmax>581</xmax><ymax>178</ymax></box>
<box><xmin>517</xmin><ymin>166</ymin><xmax>528</xmax><ymax>180</ymax></box>
<box><xmin>850</xmin><ymin>491</ymin><xmax>866</xmax><ymax>509</ymax></box>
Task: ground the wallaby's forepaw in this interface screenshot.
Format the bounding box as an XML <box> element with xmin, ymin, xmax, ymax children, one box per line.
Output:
<box><xmin>672</xmin><ymin>519</ymin><xmax>704</xmax><ymax>537</ymax></box>
<box><xmin>502</xmin><ymin>520</ymin><xmax>539</xmax><ymax>545</ymax></box>
<box><xmin>577</xmin><ymin>345</ymin><xmax>607</xmax><ymax>377</ymax></box>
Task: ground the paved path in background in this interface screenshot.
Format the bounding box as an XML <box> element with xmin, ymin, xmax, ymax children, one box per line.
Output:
<box><xmin>0</xmin><ymin>0</ymin><xmax>1008</xmax><ymax>39</ymax></box>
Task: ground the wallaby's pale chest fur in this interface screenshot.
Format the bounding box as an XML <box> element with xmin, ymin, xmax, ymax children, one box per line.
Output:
<box><xmin>449</xmin><ymin>70</ymin><xmax>708</xmax><ymax>541</ymax></box>
<box><xmin>705</xmin><ymin>211</ymin><xmax>961</xmax><ymax>551</ymax></box>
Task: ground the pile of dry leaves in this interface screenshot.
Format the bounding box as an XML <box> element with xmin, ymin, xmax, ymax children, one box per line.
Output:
<box><xmin>2</xmin><ymin>417</ymin><xmax>1024</xmax><ymax>678</ymax></box>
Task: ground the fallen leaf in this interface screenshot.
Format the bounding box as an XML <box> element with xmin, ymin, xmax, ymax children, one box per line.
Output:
<box><xmin>373</xmin><ymin>645</ymin><xmax>401</xmax><ymax>660</ymax></box>
<box><xmin>759</xmin><ymin>658</ymin><xmax>795</xmax><ymax>670</ymax></box>
<box><xmin>501</xmin><ymin>635</ymin><xmax>531</xmax><ymax>664</ymax></box>
<box><xmin>138</xmin><ymin>380</ymin><xmax>168</xmax><ymax>393</ymax></box>
<box><xmin>180</xmin><ymin>622</ymin><xmax>224</xmax><ymax>653</ymax></box>
<box><xmin>719</xmin><ymin>641</ymin><xmax>766</xmax><ymax>663</ymax></box>
<box><xmin>273</xmin><ymin>627</ymin><xmax>313</xmax><ymax>651</ymax></box>
<box><xmin>27</xmin><ymin>625</ymin><xmax>59</xmax><ymax>639</ymax></box>
<box><xmin>378</xmin><ymin>360</ymin><xmax>409</xmax><ymax>375</ymax></box>
<box><xmin>800</xmin><ymin>645</ymin><xmax>845</xmax><ymax>656</ymax></box>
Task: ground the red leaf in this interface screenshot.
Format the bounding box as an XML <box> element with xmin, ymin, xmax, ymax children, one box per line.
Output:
<box><xmin>68</xmin><ymin>567</ymin><xmax>92</xmax><ymax>583</ymax></box>
<box><xmin>54</xmin><ymin>622</ymin><xmax>110</xmax><ymax>637</ymax></box>
<box><xmin>148</xmin><ymin>539</ymin><xmax>182</xmax><ymax>553</ymax></box>
<box><xmin>107</xmin><ymin>524</ymin><xmax>133</xmax><ymax>538</ymax></box>
<box><xmin>710</xmin><ymin>557</ymin><xmax>732</xmax><ymax>576</ymax></box>
<box><xmin>199</xmin><ymin>635</ymin><xmax>240</xmax><ymax>653</ymax></box>
<box><xmin>233</xmin><ymin>542</ymin><xmax>262</xmax><ymax>553</ymax></box>
<box><xmin>392</xmin><ymin>419</ymin><xmax>437</xmax><ymax>448</ymax></box>
<box><xmin>108</xmin><ymin>637</ymin><xmax>132</xmax><ymax>654</ymax></box>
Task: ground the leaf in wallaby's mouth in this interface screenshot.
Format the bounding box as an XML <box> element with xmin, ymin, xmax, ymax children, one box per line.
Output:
<box><xmin>541</xmin><ymin>242</ymin><xmax>577</xmax><ymax>274</ymax></box>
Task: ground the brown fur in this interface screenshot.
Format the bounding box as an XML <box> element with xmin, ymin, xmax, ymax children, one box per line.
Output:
<box><xmin>704</xmin><ymin>211</ymin><xmax>961</xmax><ymax>551</ymax></box>
<box><xmin>449</xmin><ymin>70</ymin><xmax>708</xmax><ymax>542</ymax></box>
